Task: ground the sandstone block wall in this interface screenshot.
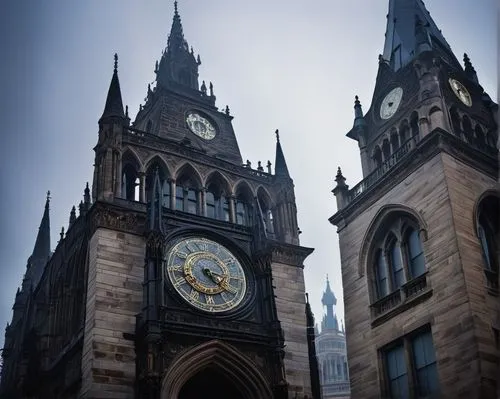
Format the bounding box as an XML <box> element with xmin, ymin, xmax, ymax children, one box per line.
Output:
<box><xmin>338</xmin><ymin>152</ymin><xmax>498</xmax><ymax>398</ymax></box>
<box><xmin>272</xmin><ymin>261</ymin><xmax>312</xmax><ymax>398</ymax></box>
<box><xmin>80</xmin><ymin>229</ymin><xmax>144</xmax><ymax>399</ymax></box>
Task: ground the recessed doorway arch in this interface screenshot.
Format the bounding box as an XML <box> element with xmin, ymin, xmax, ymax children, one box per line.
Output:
<box><xmin>161</xmin><ymin>340</ymin><xmax>273</xmax><ymax>399</ymax></box>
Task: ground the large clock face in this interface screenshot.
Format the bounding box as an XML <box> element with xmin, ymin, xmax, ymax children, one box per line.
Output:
<box><xmin>449</xmin><ymin>78</ymin><xmax>472</xmax><ymax>107</ymax></box>
<box><xmin>380</xmin><ymin>87</ymin><xmax>403</xmax><ymax>120</ymax></box>
<box><xmin>186</xmin><ymin>112</ymin><xmax>217</xmax><ymax>140</ymax></box>
<box><xmin>165</xmin><ymin>237</ymin><xmax>247</xmax><ymax>313</ymax></box>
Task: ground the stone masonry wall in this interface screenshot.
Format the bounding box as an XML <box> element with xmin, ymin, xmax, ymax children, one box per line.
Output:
<box><xmin>337</xmin><ymin>152</ymin><xmax>494</xmax><ymax>398</ymax></box>
<box><xmin>80</xmin><ymin>228</ymin><xmax>144</xmax><ymax>399</ymax></box>
<box><xmin>272</xmin><ymin>261</ymin><xmax>312</xmax><ymax>398</ymax></box>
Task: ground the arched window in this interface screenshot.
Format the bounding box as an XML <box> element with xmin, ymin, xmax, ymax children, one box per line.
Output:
<box><xmin>122</xmin><ymin>164</ymin><xmax>139</xmax><ymax>201</ymax></box>
<box><xmin>399</xmin><ymin>120</ymin><xmax>409</xmax><ymax>144</ymax></box>
<box><xmin>375</xmin><ymin>250</ymin><xmax>389</xmax><ymax>299</ymax></box>
<box><xmin>258</xmin><ymin>188</ymin><xmax>275</xmax><ymax>236</ymax></box>
<box><xmin>390</xmin><ymin>129</ymin><xmax>400</xmax><ymax>153</ymax></box>
<box><xmin>405</xmin><ymin>228</ymin><xmax>425</xmax><ymax>278</ymax></box>
<box><xmin>382</xmin><ymin>139</ymin><xmax>391</xmax><ymax>161</ymax></box>
<box><xmin>175</xmin><ymin>178</ymin><xmax>199</xmax><ymax>215</ymax></box>
<box><xmin>234</xmin><ymin>183</ymin><xmax>253</xmax><ymax>227</ymax></box>
<box><xmin>450</xmin><ymin>107</ymin><xmax>461</xmax><ymax>136</ymax></box>
<box><xmin>410</xmin><ymin>111</ymin><xmax>419</xmax><ymax>137</ymax></box>
<box><xmin>462</xmin><ymin>115</ymin><xmax>473</xmax><ymax>143</ymax></box>
<box><xmin>145</xmin><ymin>159</ymin><xmax>170</xmax><ymax>208</ymax></box>
<box><xmin>205</xmin><ymin>184</ymin><xmax>230</xmax><ymax>222</ymax></box>
<box><xmin>371</xmin><ymin>215</ymin><xmax>427</xmax><ymax>301</ymax></box>
<box><xmin>205</xmin><ymin>173</ymin><xmax>231</xmax><ymax>222</ymax></box>
<box><xmin>373</xmin><ymin>146</ymin><xmax>383</xmax><ymax>168</ymax></box>
<box><xmin>476</xmin><ymin>195</ymin><xmax>499</xmax><ymax>289</ymax></box>
<box><xmin>387</xmin><ymin>236</ymin><xmax>405</xmax><ymax>289</ymax></box>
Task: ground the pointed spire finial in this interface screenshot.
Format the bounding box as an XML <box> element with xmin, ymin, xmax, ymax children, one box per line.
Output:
<box><xmin>463</xmin><ymin>53</ymin><xmax>479</xmax><ymax>85</ymax></box>
<box><xmin>174</xmin><ymin>0</ymin><xmax>178</xmax><ymax>15</ymax></box>
<box><xmin>100</xmin><ymin>53</ymin><xmax>125</xmax><ymax>122</ymax></box>
<box><xmin>69</xmin><ymin>205</ymin><xmax>76</xmax><ymax>226</ymax></box>
<box><xmin>125</xmin><ymin>105</ymin><xmax>129</xmax><ymax>118</ymax></box>
<box><xmin>274</xmin><ymin>129</ymin><xmax>290</xmax><ymax>177</ymax></box>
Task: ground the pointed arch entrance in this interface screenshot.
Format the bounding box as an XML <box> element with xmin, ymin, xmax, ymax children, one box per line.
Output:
<box><xmin>161</xmin><ymin>340</ymin><xmax>273</xmax><ymax>399</ymax></box>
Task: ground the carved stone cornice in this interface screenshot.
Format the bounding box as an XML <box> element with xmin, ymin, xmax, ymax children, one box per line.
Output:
<box><xmin>89</xmin><ymin>202</ymin><xmax>147</xmax><ymax>236</ymax></box>
<box><xmin>267</xmin><ymin>242</ymin><xmax>314</xmax><ymax>267</ymax></box>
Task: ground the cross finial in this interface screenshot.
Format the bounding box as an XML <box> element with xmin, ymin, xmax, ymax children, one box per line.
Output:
<box><xmin>114</xmin><ymin>53</ymin><xmax>118</xmax><ymax>73</ymax></box>
<box><xmin>275</xmin><ymin>129</ymin><xmax>280</xmax><ymax>143</ymax></box>
<box><xmin>46</xmin><ymin>190</ymin><xmax>51</xmax><ymax>201</ymax></box>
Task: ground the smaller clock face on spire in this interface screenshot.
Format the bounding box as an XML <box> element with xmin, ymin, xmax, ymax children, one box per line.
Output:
<box><xmin>186</xmin><ymin>112</ymin><xmax>217</xmax><ymax>140</ymax></box>
<box><xmin>449</xmin><ymin>78</ymin><xmax>472</xmax><ymax>107</ymax></box>
<box><xmin>380</xmin><ymin>87</ymin><xmax>403</xmax><ymax>120</ymax></box>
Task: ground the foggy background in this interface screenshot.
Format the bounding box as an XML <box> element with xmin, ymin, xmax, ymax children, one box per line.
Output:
<box><xmin>0</xmin><ymin>0</ymin><xmax>496</xmax><ymax>348</ymax></box>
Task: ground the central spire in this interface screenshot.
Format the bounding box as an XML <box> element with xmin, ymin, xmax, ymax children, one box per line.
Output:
<box><xmin>156</xmin><ymin>1</ymin><xmax>201</xmax><ymax>91</ymax></box>
<box><xmin>382</xmin><ymin>0</ymin><xmax>459</xmax><ymax>71</ymax></box>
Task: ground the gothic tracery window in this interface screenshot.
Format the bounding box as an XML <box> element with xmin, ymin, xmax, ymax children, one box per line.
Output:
<box><xmin>372</xmin><ymin>216</ymin><xmax>426</xmax><ymax>301</ymax></box>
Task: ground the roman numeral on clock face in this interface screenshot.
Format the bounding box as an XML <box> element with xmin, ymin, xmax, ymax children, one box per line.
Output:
<box><xmin>205</xmin><ymin>294</ymin><xmax>215</xmax><ymax>305</ymax></box>
<box><xmin>189</xmin><ymin>288</ymin><xmax>199</xmax><ymax>301</ymax></box>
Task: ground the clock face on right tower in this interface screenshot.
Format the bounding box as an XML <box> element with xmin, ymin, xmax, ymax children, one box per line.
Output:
<box><xmin>379</xmin><ymin>87</ymin><xmax>403</xmax><ymax>120</ymax></box>
<box><xmin>449</xmin><ymin>78</ymin><xmax>472</xmax><ymax>107</ymax></box>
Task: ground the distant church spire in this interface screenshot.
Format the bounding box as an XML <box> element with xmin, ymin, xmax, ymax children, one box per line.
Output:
<box><xmin>99</xmin><ymin>53</ymin><xmax>125</xmax><ymax>123</ymax></box>
<box><xmin>382</xmin><ymin>0</ymin><xmax>459</xmax><ymax>71</ymax></box>
<box><xmin>321</xmin><ymin>275</ymin><xmax>339</xmax><ymax>331</ymax></box>
<box><xmin>274</xmin><ymin>129</ymin><xmax>290</xmax><ymax>177</ymax></box>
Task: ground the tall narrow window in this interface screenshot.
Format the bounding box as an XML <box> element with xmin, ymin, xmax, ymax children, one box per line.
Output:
<box><xmin>410</xmin><ymin>111</ymin><xmax>419</xmax><ymax>137</ymax></box>
<box><xmin>187</xmin><ymin>189</ymin><xmax>197</xmax><ymax>214</ymax></box>
<box><xmin>450</xmin><ymin>107</ymin><xmax>461</xmax><ymax>136</ymax></box>
<box><xmin>222</xmin><ymin>197</ymin><xmax>230</xmax><ymax>222</ymax></box>
<box><xmin>412</xmin><ymin>330</ymin><xmax>439</xmax><ymax>396</ymax></box>
<box><xmin>382</xmin><ymin>328</ymin><xmax>439</xmax><ymax>398</ymax></box>
<box><xmin>162</xmin><ymin>180</ymin><xmax>170</xmax><ymax>208</ymax></box>
<box><xmin>389</xmin><ymin>241</ymin><xmax>405</xmax><ymax>289</ymax></box>
<box><xmin>206</xmin><ymin>191</ymin><xmax>216</xmax><ymax>218</ymax></box>
<box><xmin>376</xmin><ymin>250</ymin><xmax>389</xmax><ymax>298</ymax></box>
<box><xmin>373</xmin><ymin>146</ymin><xmax>383</xmax><ymax>168</ymax></box>
<box><xmin>407</xmin><ymin>229</ymin><xmax>425</xmax><ymax>278</ymax></box>
<box><xmin>175</xmin><ymin>186</ymin><xmax>184</xmax><ymax>211</ymax></box>
<box><xmin>386</xmin><ymin>345</ymin><xmax>409</xmax><ymax>398</ymax></box>
<box><xmin>236</xmin><ymin>201</ymin><xmax>248</xmax><ymax>225</ymax></box>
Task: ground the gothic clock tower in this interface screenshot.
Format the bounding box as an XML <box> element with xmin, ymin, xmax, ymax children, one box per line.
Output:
<box><xmin>85</xmin><ymin>2</ymin><xmax>316</xmax><ymax>398</ymax></box>
<box><xmin>330</xmin><ymin>0</ymin><xmax>498</xmax><ymax>398</ymax></box>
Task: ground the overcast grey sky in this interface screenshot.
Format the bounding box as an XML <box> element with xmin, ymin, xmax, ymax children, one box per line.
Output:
<box><xmin>0</xmin><ymin>1</ymin><xmax>496</xmax><ymax>346</ymax></box>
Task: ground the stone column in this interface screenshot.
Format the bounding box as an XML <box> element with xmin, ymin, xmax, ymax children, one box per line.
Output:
<box><xmin>139</xmin><ymin>173</ymin><xmax>146</xmax><ymax>203</ymax></box>
<box><xmin>229</xmin><ymin>195</ymin><xmax>236</xmax><ymax>223</ymax></box>
<box><xmin>170</xmin><ymin>180</ymin><xmax>176</xmax><ymax>209</ymax></box>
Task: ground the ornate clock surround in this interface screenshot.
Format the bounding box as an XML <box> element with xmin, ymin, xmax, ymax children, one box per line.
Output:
<box><xmin>162</xmin><ymin>231</ymin><xmax>256</xmax><ymax>317</ymax></box>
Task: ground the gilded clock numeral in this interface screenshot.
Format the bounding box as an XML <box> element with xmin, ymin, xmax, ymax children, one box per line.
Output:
<box><xmin>205</xmin><ymin>294</ymin><xmax>215</xmax><ymax>305</ymax></box>
<box><xmin>176</xmin><ymin>251</ymin><xmax>188</xmax><ymax>259</ymax></box>
<box><xmin>223</xmin><ymin>258</ymin><xmax>234</xmax><ymax>265</ymax></box>
<box><xmin>167</xmin><ymin>265</ymin><xmax>182</xmax><ymax>272</ymax></box>
<box><xmin>195</xmin><ymin>241</ymin><xmax>207</xmax><ymax>251</ymax></box>
<box><xmin>189</xmin><ymin>288</ymin><xmax>200</xmax><ymax>301</ymax></box>
<box><xmin>173</xmin><ymin>276</ymin><xmax>185</xmax><ymax>287</ymax></box>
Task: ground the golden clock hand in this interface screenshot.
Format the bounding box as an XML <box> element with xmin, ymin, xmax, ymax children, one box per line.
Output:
<box><xmin>203</xmin><ymin>268</ymin><xmax>223</xmax><ymax>284</ymax></box>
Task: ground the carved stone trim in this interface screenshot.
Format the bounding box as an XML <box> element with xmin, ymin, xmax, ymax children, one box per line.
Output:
<box><xmin>268</xmin><ymin>242</ymin><xmax>314</xmax><ymax>267</ymax></box>
<box><xmin>90</xmin><ymin>202</ymin><xmax>146</xmax><ymax>236</ymax></box>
